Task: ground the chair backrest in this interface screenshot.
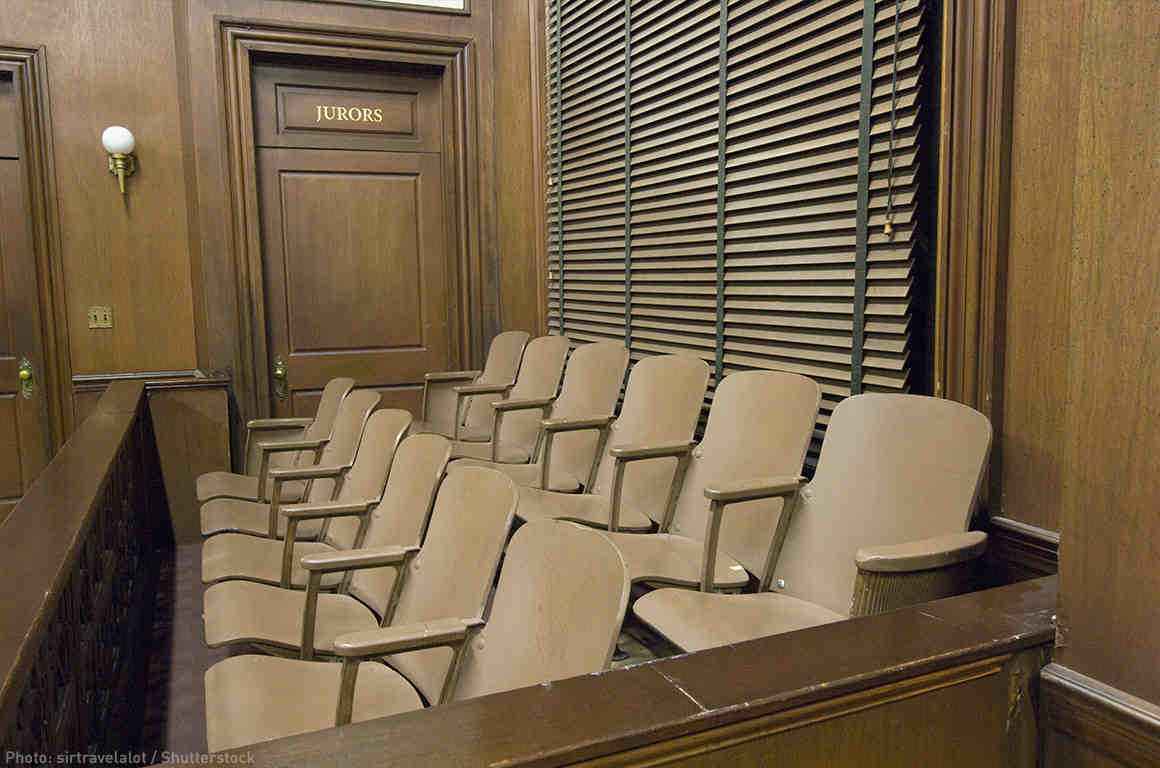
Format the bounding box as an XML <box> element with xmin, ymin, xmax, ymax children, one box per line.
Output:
<box><xmin>592</xmin><ymin>355</ymin><xmax>710</xmax><ymax>524</ymax></box>
<box><xmin>451</xmin><ymin>521</ymin><xmax>629</xmax><ymax>702</ymax></box>
<box><xmin>771</xmin><ymin>394</ymin><xmax>992</xmax><ymax>615</ymax></box>
<box><xmin>303</xmin><ymin>390</ymin><xmax>380</xmax><ymax>503</ymax></box>
<box><xmin>347</xmin><ymin>434</ymin><xmax>452</xmax><ymax>612</ymax></box>
<box><xmin>383</xmin><ymin>468</ymin><xmax>517</xmax><ymax>705</ymax></box>
<box><xmin>321</xmin><ymin>409</ymin><xmax>413</xmax><ymax>550</ymax></box>
<box><xmin>544</xmin><ymin>341</ymin><xmax>629</xmax><ymax>486</ymax></box>
<box><xmin>264</xmin><ymin>377</ymin><xmax>351</xmax><ymax>473</ymax></box>
<box><xmin>492</xmin><ymin>335</ymin><xmax>570</xmax><ymax>457</ymax></box>
<box><xmin>462</xmin><ymin>330</ymin><xmax>531</xmax><ymax>431</ymax></box>
<box><xmin>301</xmin><ymin>377</ymin><xmax>356</xmax><ymax>443</ymax></box>
<box><xmin>668</xmin><ymin>371</ymin><xmax>820</xmax><ymax>579</ymax></box>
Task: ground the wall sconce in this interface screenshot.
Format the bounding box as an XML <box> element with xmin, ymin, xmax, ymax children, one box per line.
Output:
<box><xmin>101</xmin><ymin>126</ymin><xmax>136</xmax><ymax>195</ymax></box>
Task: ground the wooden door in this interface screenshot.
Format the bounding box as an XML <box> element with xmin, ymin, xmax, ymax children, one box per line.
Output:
<box><xmin>252</xmin><ymin>58</ymin><xmax>453</xmax><ymax>417</ymax></box>
<box><xmin>0</xmin><ymin>66</ymin><xmax>52</xmax><ymax>520</ymax></box>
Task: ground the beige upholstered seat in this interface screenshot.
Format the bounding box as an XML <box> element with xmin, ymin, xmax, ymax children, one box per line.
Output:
<box><xmin>410</xmin><ymin>330</ymin><xmax>530</xmax><ymax>438</ymax></box>
<box><xmin>201</xmin><ymin>410</ymin><xmax>420</xmax><ymax>588</ymax></box>
<box><xmin>196</xmin><ymin>377</ymin><xmax>354</xmax><ymax>504</ymax></box>
<box><xmin>450</xmin><ymin>334</ymin><xmax>569</xmax><ymax>462</ymax></box>
<box><xmin>204</xmin><ymin>520</ymin><xmax>628</xmax><ymax>752</ymax></box>
<box><xmin>510</xmin><ymin>354</ymin><xmax>709</xmax><ymax>532</ymax></box>
<box><xmin>200</xmin><ymin>391</ymin><xmax>380</xmax><ymax>540</ymax></box>
<box><xmin>604</xmin><ymin>371</ymin><xmax>819</xmax><ymax>590</ymax></box>
<box><xmin>202</xmin><ymin>467</ymin><xmax>516</xmax><ymax>661</ymax></box>
<box><xmin>450</xmin><ymin>340</ymin><xmax>629</xmax><ymax>493</ymax></box>
<box><xmin>634</xmin><ymin>394</ymin><xmax>993</xmax><ymax>652</ymax></box>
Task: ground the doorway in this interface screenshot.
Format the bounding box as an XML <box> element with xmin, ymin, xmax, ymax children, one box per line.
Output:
<box><xmin>250</xmin><ymin>55</ymin><xmax>458</xmax><ymax>417</ymax></box>
<box><xmin>0</xmin><ymin>61</ymin><xmax>53</xmax><ymax>521</ymax></box>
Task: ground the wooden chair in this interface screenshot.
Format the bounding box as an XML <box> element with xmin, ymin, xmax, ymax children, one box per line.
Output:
<box><xmin>195</xmin><ymin>377</ymin><xmax>354</xmax><ymax>504</ymax></box>
<box><xmin>202</xmin><ymin>466</ymin><xmax>516</xmax><ymax>663</ymax></box>
<box><xmin>450</xmin><ymin>334</ymin><xmax>569</xmax><ymax>456</ymax></box>
<box><xmin>633</xmin><ymin>394</ymin><xmax>993</xmax><ymax>652</ymax></box>
<box><xmin>201</xmin><ymin>415</ymin><xmax>439</xmax><ymax>589</ymax></box>
<box><xmin>509</xmin><ymin>354</ymin><xmax>710</xmax><ymax>532</ymax></box>
<box><xmin>411</xmin><ymin>330</ymin><xmax>530</xmax><ymax>438</ymax></box>
<box><xmin>450</xmin><ymin>340</ymin><xmax>629</xmax><ymax>492</ymax></box>
<box><xmin>204</xmin><ymin>519</ymin><xmax>628</xmax><ymax>752</ymax></box>
<box><xmin>199</xmin><ymin>390</ymin><xmax>380</xmax><ymax>540</ymax></box>
<box><xmin>604</xmin><ymin>370</ymin><xmax>819</xmax><ymax>591</ymax></box>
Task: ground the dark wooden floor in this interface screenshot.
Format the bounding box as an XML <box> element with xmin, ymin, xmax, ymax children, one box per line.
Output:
<box><xmin>142</xmin><ymin>542</ymin><xmax>230</xmax><ymax>754</ymax></box>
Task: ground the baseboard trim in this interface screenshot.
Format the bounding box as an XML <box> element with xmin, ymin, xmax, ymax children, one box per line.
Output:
<box><xmin>1041</xmin><ymin>663</ymin><xmax>1160</xmax><ymax>767</ymax></box>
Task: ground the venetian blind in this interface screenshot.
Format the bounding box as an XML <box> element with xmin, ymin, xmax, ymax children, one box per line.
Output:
<box><xmin>548</xmin><ymin>0</ymin><xmax>931</xmax><ymax>461</ymax></box>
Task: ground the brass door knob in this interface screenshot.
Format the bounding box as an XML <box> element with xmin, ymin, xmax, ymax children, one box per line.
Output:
<box><xmin>17</xmin><ymin>358</ymin><xmax>34</xmax><ymax>398</ymax></box>
<box><xmin>271</xmin><ymin>356</ymin><xmax>289</xmax><ymax>399</ymax></box>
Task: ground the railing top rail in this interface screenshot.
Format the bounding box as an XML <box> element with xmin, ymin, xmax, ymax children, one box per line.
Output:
<box><xmin>0</xmin><ymin>381</ymin><xmax>146</xmax><ymax>726</ymax></box>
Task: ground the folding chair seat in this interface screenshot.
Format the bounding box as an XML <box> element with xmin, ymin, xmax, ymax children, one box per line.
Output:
<box><xmin>634</xmin><ymin>394</ymin><xmax>992</xmax><ymax>652</ymax></box>
<box><xmin>507</xmin><ymin>354</ymin><xmax>709</xmax><ymax>532</ymax></box>
<box><xmin>450</xmin><ymin>334</ymin><xmax>569</xmax><ymax>462</ymax></box>
<box><xmin>202</xmin><ymin>467</ymin><xmax>516</xmax><ymax>661</ymax></box>
<box><xmin>201</xmin><ymin>413</ymin><xmax>433</xmax><ymax>588</ymax></box>
<box><xmin>196</xmin><ymin>377</ymin><xmax>354</xmax><ymax>504</ymax></box>
<box><xmin>199</xmin><ymin>390</ymin><xmax>379</xmax><ymax>539</ymax></box>
<box><xmin>410</xmin><ymin>330</ymin><xmax>529</xmax><ymax>438</ymax></box>
<box><xmin>204</xmin><ymin>519</ymin><xmax>628</xmax><ymax>752</ymax></box>
<box><xmin>602</xmin><ymin>370</ymin><xmax>819</xmax><ymax>591</ymax></box>
<box><xmin>449</xmin><ymin>340</ymin><xmax>628</xmax><ymax>493</ymax></box>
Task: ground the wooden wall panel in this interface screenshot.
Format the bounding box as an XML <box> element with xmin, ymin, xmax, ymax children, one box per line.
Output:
<box><xmin>492</xmin><ymin>0</ymin><xmax>548</xmax><ymax>335</ymax></box>
<box><xmin>2</xmin><ymin>0</ymin><xmax>197</xmax><ymax>378</ymax></box>
<box><xmin>997</xmin><ymin>0</ymin><xmax>1084</xmax><ymax>532</ymax></box>
<box><xmin>1053</xmin><ymin>0</ymin><xmax>1159</xmax><ymax>705</ymax></box>
<box><xmin>148</xmin><ymin>386</ymin><xmax>230</xmax><ymax>543</ymax></box>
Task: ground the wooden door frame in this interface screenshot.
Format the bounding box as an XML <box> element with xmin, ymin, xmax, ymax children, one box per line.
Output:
<box><xmin>217</xmin><ymin>19</ymin><xmax>483</xmax><ymax>420</ymax></box>
<box><xmin>0</xmin><ymin>45</ymin><xmax>67</xmax><ymax>448</ymax></box>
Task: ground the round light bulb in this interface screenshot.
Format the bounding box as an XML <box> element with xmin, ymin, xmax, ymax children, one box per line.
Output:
<box><xmin>101</xmin><ymin>126</ymin><xmax>135</xmax><ymax>155</ymax></box>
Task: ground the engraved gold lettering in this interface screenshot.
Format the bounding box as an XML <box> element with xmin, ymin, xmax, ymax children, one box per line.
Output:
<box><xmin>313</xmin><ymin>105</ymin><xmax>387</xmax><ymax>123</ymax></box>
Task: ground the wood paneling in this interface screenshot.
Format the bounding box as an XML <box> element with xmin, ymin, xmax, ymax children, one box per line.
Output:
<box><xmin>148</xmin><ymin>385</ymin><xmax>230</xmax><ymax>543</ymax></box>
<box><xmin>2</xmin><ymin>0</ymin><xmax>544</xmax><ymax>446</ymax></box>
<box><xmin>3</xmin><ymin>1</ymin><xmax>197</xmax><ymax>379</ymax></box>
<box><xmin>1042</xmin><ymin>664</ymin><xmax>1160</xmax><ymax>768</ymax></box>
<box><xmin>997</xmin><ymin>0</ymin><xmax>1084</xmax><ymax>532</ymax></box>
<box><xmin>1053</xmin><ymin>0</ymin><xmax>1160</xmax><ymax>705</ymax></box>
<box><xmin>492</xmin><ymin>0</ymin><xmax>548</xmax><ymax>335</ymax></box>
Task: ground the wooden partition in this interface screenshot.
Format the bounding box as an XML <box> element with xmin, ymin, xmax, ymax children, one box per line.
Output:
<box><xmin>0</xmin><ymin>382</ymin><xmax>167</xmax><ymax>756</ymax></box>
<box><xmin>213</xmin><ymin>577</ymin><xmax>1055</xmax><ymax>766</ymax></box>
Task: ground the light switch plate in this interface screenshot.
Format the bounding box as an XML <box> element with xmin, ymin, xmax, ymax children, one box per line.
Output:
<box><xmin>87</xmin><ymin>306</ymin><xmax>113</xmax><ymax>329</ymax></box>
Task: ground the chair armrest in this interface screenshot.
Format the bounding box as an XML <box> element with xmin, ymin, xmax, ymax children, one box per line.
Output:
<box><xmin>333</xmin><ymin>617</ymin><xmax>484</xmax><ymax>658</ymax></box>
<box><xmin>453</xmin><ymin>382</ymin><xmax>512</xmax><ymax>396</ymax></box>
<box><xmin>542</xmin><ymin>415</ymin><xmax>615</xmax><ymax>434</ymax></box>
<box><xmin>493</xmin><ymin>396</ymin><xmax>556</xmax><ymax>413</ymax></box>
<box><xmin>247</xmin><ymin>417</ymin><xmax>313</xmax><ymax>432</ymax></box>
<box><xmin>280</xmin><ymin>500</ymin><xmax>376</xmax><ymax>520</ymax></box>
<box><xmin>856</xmin><ymin>531</ymin><xmax>988</xmax><ymax>574</ymax></box>
<box><xmin>425</xmin><ymin>370</ymin><xmax>481</xmax><ymax>383</ymax></box>
<box><xmin>300</xmin><ymin>545</ymin><xmax>420</xmax><ymax>574</ymax></box>
<box><xmin>698</xmin><ymin>476</ymin><xmax>806</xmax><ymax>593</ymax></box>
<box><xmin>257</xmin><ymin>438</ymin><xmax>328</xmax><ymax>455</ymax></box>
<box><xmin>610</xmin><ymin>441</ymin><xmax>695</xmax><ymax>462</ymax></box>
<box><xmin>704</xmin><ymin>475</ymin><xmax>805</xmax><ymax>504</ymax></box>
<box><xmin>268</xmin><ymin>464</ymin><xmax>346</xmax><ymax>482</ymax></box>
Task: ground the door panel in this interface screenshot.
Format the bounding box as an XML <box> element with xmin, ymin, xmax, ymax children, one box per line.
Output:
<box><xmin>0</xmin><ymin>67</ymin><xmax>52</xmax><ymax>520</ymax></box>
<box><xmin>258</xmin><ymin>148</ymin><xmax>450</xmax><ymax>416</ymax></box>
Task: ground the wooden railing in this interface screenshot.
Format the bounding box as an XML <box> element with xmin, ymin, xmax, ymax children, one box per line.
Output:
<box><xmin>219</xmin><ymin>577</ymin><xmax>1057</xmax><ymax>767</ymax></box>
<box><xmin>0</xmin><ymin>382</ymin><xmax>168</xmax><ymax>757</ymax></box>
